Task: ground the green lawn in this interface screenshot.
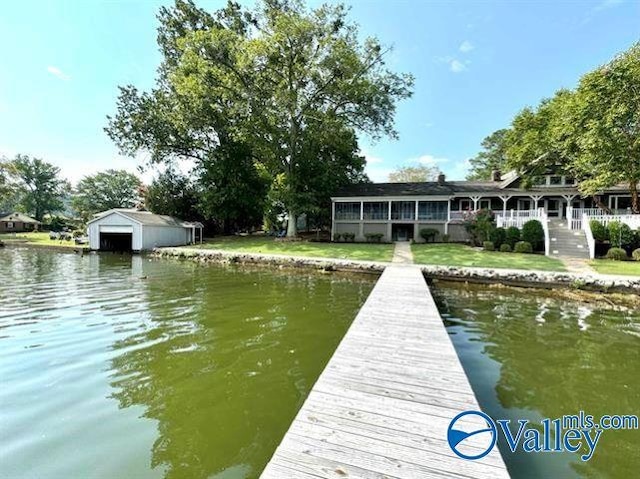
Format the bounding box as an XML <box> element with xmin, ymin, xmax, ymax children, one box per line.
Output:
<box><xmin>192</xmin><ymin>236</ymin><xmax>394</xmax><ymax>262</ymax></box>
<box><xmin>0</xmin><ymin>232</ymin><xmax>88</xmax><ymax>249</ymax></box>
<box><xmin>589</xmin><ymin>260</ymin><xmax>640</xmax><ymax>276</ymax></box>
<box><xmin>411</xmin><ymin>243</ymin><xmax>567</xmax><ymax>272</ymax></box>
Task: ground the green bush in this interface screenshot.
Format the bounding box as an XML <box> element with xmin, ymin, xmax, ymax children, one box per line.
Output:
<box><xmin>632</xmin><ymin>248</ymin><xmax>640</xmax><ymax>261</ymax></box>
<box><xmin>522</xmin><ymin>220</ymin><xmax>544</xmax><ymax>251</ymax></box>
<box><xmin>489</xmin><ymin>227</ymin><xmax>506</xmax><ymax>248</ymax></box>
<box><xmin>72</xmin><ymin>230</ymin><xmax>85</xmax><ymax>238</ymax></box>
<box><xmin>506</xmin><ymin>227</ymin><xmax>521</xmax><ymax>248</ymax></box>
<box><xmin>605</xmin><ymin>247</ymin><xmax>628</xmax><ymax>261</ymax></box>
<box><xmin>333</xmin><ymin>233</ymin><xmax>342</xmax><ymax>242</ymax></box>
<box><xmin>420</xmin><ymin>228</ymin><xmax>439</xmax><ymax>243</ymax></box>
<box><xmin>441</xmin><ymin>234</ymin><xmax>450</xmax><ymax>243</ymax></box>
<box><xmin>589</xmin><ymin>220</ymin><xmax>608</xmax><ymax>242</ymax></box>
<box><xmin>483</xmin><ymin>241</ymin><xmax>495</xmax><ymax>251</ymax></box>
<box><xmin>365</xmin><ymin>233</ymin><xmax>384</xmax><ymax>243</ymax></box>
<box><xmin>342</xmin><ymin>232</ymin><xmax>355</xmax><ymax>242</ymax></box>
<box><xmin>499</xmin><ymin>243</ymin><xmax>512</xmax><ymax>253</ymax></box>
<box><xmin>463</xmin><ymin>209</ymin><xmax>495</xmax><ymax>246</ymax></box>
<box><xmin>514</xmin><ymin>241</ymin><xmax>533</xmax><ymax>254</ymax></box>
<box><xmin>608</xmin><ymin>221</ymin><xmax>633</xmax><ymax>248</ymax></box>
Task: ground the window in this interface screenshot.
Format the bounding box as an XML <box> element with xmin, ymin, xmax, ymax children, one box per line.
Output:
<box><xmin>418</xmin><ymin>201</ymin><xmax>448</xmax><ymax>221</ymax></box>
<box><xmin>478</xmin><ymin>199</ymin><xmax>491</xmax><ymax>210</ymax></box>
<box><xmin>335</xmin><ymin>202</ymin><xmax>360</xmax><ymax>220</ymax></box>
<box><xmin>550</xmin><ymin>176</ymin><xmax>562</xmax><ymax>185</ymax></box>
<box><xmin>391</xmin><ymin>201</ymin><xmax>415</xmax><ymax>220</ymax></box>
<box><xmin>6</xmin><ymin>222</ymin><xmax>14</xmax><ymax>229</ymax></box>
<box><xmin>363</xmin><ymin>202</ymin><xmax>388</xmax><ymax>220</ymax></box>
<box><xmin>564</xmin><ymin>177</ymin><xmax>576</xmax><ymax>185</ymax></box>
<box><xmin>459</xmin><ymin>199</ymin><xmax>472</xmax><ymax>211</ymax></box>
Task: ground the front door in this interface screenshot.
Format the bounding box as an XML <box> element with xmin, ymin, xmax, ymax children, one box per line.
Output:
<box><xmin>546</xmin><ymin>199</ymin><xmax>561</xmax><ymax>218</ymax></box>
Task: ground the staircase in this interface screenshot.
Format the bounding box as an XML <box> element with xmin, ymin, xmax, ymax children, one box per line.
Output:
<box><xmin>547</xmin><ymin>219</ymin><xmax>590</xmax><ymax>259</ymax></box>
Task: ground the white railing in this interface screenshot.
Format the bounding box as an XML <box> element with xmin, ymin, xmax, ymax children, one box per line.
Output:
<box><xmin>582</xmin><ymin>213</ymin><xmax>596</xmax><ymax>259</ymax></box>
<box><xmin>541</xmin><ymin>210</ymin><xmax>550</xmax><ymax>256</ymax></box>
<box><xmin>585</xmin><ymin>214</ymin><xmax>640</xmax><ymax>229</ymax></box>
<box><xmin>495</xmin><ymin>208</ymin><xmax>545</xmax><ymax>228</ymax></box>
<box><xmin>569</xmin><ymin>208</ymin><xmax>632</xmax><ymax>230</ymax></box>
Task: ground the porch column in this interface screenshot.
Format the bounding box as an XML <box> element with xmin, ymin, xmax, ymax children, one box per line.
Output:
<box><xmin>331</xmin><ymin>201</ymin><xmax>335</xmax><ymax>241</ymax></box>
<box><xmin>561</xmin><ymin>194</ymin><xmax>576</xmax><ymax>222</ymax></box>
<box><xmin>415</xmin><ymin>200</ymin><xmax>419</xmax><ymax>221</ymax></box>
<box><xmin>499</xmin><ymin>195</ymin><xmax>512</xmax><ymax>218</ymax></box>
<box><xmin>529</xmin><ymin>195</ymin><xmax>544</xmax><ymax>214</ymax></box>
<box><xmin>388</xmin><ymin>200</ymin><xmax>392</xmax><ymax>221</ymax></box>
<box><xmin>445</xmin><ymin>198</ymin><xmax>451</xmax><ymax>234</ymax></box>
<box><xmin>359</xmin><ymin>201</ymin><xmax>364</xmax><ymax>240</ymax></box>
<box><xmin>360</xmin><ymin>201</ymin><xmax>364</xmax><ymax>221</ymax></box>
<box><xmin>470</xmin><ymin>195</ymin><xmax>482</xmax><ymax>211</ymax></box>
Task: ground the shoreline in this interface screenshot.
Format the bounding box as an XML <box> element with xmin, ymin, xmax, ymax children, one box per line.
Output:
<box><xmin>153</xmin><ymin>247</ymin><xmax>640</xmax><ymax>294</ymax></box>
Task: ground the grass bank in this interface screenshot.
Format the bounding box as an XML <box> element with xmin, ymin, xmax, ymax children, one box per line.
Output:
<box><xmin>412</xmin><ymin>243</ymin><xmax>566</xmax><ymax>272</ymax></box>
<box><xmin>0</xmin><ymin>232</ymin><xmax>88</xmax><ymax>249</ymax></box>
<box><xmin>192</xmin><ymin>236</ymin><xmax>394</xmax><ymax>262</ymax></box>
<box><xmin>590</xmin><ymin>260</ymin><xmax>640</xmax><ymax>276</ymax></box>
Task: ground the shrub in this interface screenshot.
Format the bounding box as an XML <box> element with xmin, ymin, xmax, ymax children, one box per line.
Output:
<box><xmin>365</xmin><ymin>233</ymin><xmax>384</xmax><ymax>243</ymax></box>
<box><xmin>514</xmin><ymin>241</ymin><xmax>533</xmax><ymax>254</ymax></box>
<box><xmin>441</xmin><ymin>234</ymin><xmax>450</xmax><ymax>243</ymax></box>
<box><xmin>463</xmin><ymin>209</ymin><xmax>495</xmax><ymax>246</ymax></box>
<box><xmin>589</xmin><ymin>220</ymin><xmax>608</xmax><ymax>242</ymax></box>
<box><xmin>506</xmin><ymin>227</ymin><xmax>521</xmax><ymax>248</ymax></box>
<box><xmin>632</xmin><ymin>248</ymin><xmax>640</xmax><ymax>261</ymax></box>
<box><xmin>72</xmin><ymin>230</ymin><xmax>85</xmax><ymax>238</ymax></box>
<box><xmin>483</xmin><ymin>241</ymin><xmax>495</xmax><ymax>251</ymax></box>
<box><xmin>489</xmin><ymin>227</ymin><xmax>506</xmax><ymax>248</ymax></box>
<box><xmin>522</xmin><ymin>220</ymin><xmax>544</xmax><ymax>251</ymax></box>
<box><xmin>605</xmin><ymin>247</ymin><xmax>628</xmax><ymax>261</ymax></box>
<box><xmin>608</xmin><ymin>221</ymin><xmax>633</xmax><ymax>248</ymax></box>
<box><xmin>333</xmin><ymin>233</ymin><xmax>342</xmax><ymax>242</ymax></box>
<box><xmin>342</xmin><ymin>232</ymin><xmax>355</xmax><ymax>242</ymax></box>
<box><xmin>499</xmin><ymin>243</ymin><xmax>512</xmax><ymax>253</ymax></box>
<box><xmin>420</xmin><ymin>228</ymin><xmax>439</xmax><ymax>243</ymax></box>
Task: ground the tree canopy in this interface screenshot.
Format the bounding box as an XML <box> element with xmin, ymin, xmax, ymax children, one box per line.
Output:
<box><xmin>466</xmin><ymin>129</ymin><xmax>509</xmax><ymax>181</ymax></box>
<box><xmin>145</xmin><ymin>168</ymin><xmax>201</xmax><ymax>222</ymax></box>
<box><xmin>106</xmin><ymin>0</ymin><xmax>412</xmax><ymax>236</ymax></box>
<box><xmin>388</xmin><ymin>165</ymin><xmax>439</xmax><ymax>183</ymax></box>
<box><xmin>72</xmin><ymin>169</ymin><xmax>142</xmax><ymax>219</ymax></box>
<box><xmin>6</xmin><ymin>155</ymin><xmax>69</xmax><ymax>221</ymax></box>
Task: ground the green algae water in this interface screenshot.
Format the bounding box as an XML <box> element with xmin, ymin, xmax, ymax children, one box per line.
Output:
<box><xmin>433</xmin><ymin>283</ymin><xmax>640</xmax><ymax>479</ymax></box>
<box><xmin>0</xmin><ymin>248</ymin><xmax>375</xmax><ymax>478</ymax></box>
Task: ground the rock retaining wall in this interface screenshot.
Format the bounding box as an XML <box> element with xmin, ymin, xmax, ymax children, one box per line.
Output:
<box><xmin>153</xmin><ymin>247</ymin><xmax>640</xmax><ymax>294</ymax></box>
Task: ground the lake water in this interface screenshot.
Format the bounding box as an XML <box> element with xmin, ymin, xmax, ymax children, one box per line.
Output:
<box><xmin>0</xmin><ymin>248</ymin><xmax>375</xmax><ymax>478</ymax></box>
<box><xmin>433</xmin><ymin>283</ymin><xmax>640</xmax><ymax>479</ymax></box>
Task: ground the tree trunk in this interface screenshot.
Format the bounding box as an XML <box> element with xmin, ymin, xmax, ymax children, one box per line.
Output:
<box><xmin>287</xmin><ymin>210</ymin><xmax>297</xmax><ymax>237</ymax></box>
<box><xmin>630</xmin><ymin>180</ymin><xmax>639</xmax><ymax>214</ymax></box>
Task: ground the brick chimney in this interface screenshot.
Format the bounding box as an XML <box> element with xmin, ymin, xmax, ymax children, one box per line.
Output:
<box><xmin>491</xmin><ymin>169</ymin><xmax>502</xmax><ymax>182</ymax></box>
<box><xmin>437</xmin><ymin>173</ymin><xmax>446</xmax><ymax>185</ymax></box>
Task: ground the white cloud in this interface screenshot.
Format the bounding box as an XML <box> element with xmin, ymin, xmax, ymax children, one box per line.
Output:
<box><xmin>449</xmin><ymin>59</ymin><xmax>467</xmax><ymax>73</ymax></box>
<box><xmin>459</xmin><ymin>41</ymin><xmax>474</xmax><ymax>53</ymax></box>
<box><xmin>47</xmin><ymin>66</ymin><xmax>70</xmax><ymax>81</ymax></box>
<box><xmin>594</xmin><ymin>0</ymin><xmax>623</xmax><ymax>11</ymax></box>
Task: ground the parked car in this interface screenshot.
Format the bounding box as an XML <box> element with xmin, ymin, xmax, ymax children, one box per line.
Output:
<box><xmin>74</xmin><ymin>236</ymin><xmax>89</xmax><ymax>245</ymax></box>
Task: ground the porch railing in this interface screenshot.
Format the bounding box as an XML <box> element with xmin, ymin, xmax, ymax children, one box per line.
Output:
<box><xmin>568</xmin><ymin>207</ymin><xmax>632</xmax><ymax>230</ymax></box>
<box><xmin>495</xmin><ymin>208</ymin><xmax>545</xmax><ymax>228</ymax></box>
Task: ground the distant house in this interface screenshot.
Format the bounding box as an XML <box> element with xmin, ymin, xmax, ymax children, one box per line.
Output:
<box><xmin>87</xmin><ymin>209</ymin><xmax>203</xmax><ymax>252</ymax></box>
<box><xmin>0</xmin><ymin>212</ymin><xmax>41</xmax><ymax>233</ymax></box>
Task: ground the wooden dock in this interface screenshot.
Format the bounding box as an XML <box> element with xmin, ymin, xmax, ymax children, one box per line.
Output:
<box><xmin>260</xmin><ymin>265</ymin><xmax>509</xmax><ymax>479</ymax></box>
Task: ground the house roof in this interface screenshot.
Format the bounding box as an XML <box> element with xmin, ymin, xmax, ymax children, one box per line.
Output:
<box><xmin>88</xmin><ymin>209</ymin><xmax>197</xmax><ymax>228</ymax></box>
<box><xmin>0</xmin><ymin>212</ymin><xmax>41</xmax><ymax>224</ymax></box>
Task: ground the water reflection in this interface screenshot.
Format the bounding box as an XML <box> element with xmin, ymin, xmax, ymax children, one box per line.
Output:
<box><xmin>433</xmin><ymin>283</ymin><xmax>640</xmax><ymax>479</ymax></box>
<box><xmin>0</xmin><ymin>248</ymin><xmax>374</xmax><ymax>479</ymax></box>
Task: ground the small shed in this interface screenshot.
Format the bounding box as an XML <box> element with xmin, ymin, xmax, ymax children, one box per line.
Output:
<box><xmin>87</xmin><ymin>209</ymin><xmax>203</xmax><ymax>252</ymax></box>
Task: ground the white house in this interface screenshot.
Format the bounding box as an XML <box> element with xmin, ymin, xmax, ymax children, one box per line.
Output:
<box><xmin>87</xmin><ymin>209</ymin><xmax>203</xmax><ymax>252</ymax></box>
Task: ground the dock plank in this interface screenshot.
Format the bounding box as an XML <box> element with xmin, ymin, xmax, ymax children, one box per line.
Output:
<box><xmin>261</xmin><ymin>265</ymin><xmax>509</xmax><ymax>478</ymax></box>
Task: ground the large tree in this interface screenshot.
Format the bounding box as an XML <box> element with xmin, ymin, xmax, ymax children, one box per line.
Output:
<box><xmin>560</xmin><ymin>42</ymin><xmax>640</xmax><ymax>212</ymax></box>
<box><xmin>388</xmin><ymin>165</ymin><xmax>438</xmax><ymax>183</ymax></box>
<box><xmin>466</xmin><ymin>129</ymin><xmax>509</xmax><ymax>180</ymax></box>
<box><xmin>0</xmin><ymin>158</ymin><xmax>17</xmax><ymax>211</ymax></box>
<box><xmin>8</xmin><ymin>155</ymin><xmax>69</xmax><ymax>221</ymax></box>
<box><xmin>146</xmin><ymin>168</ymin><xmax>201</xmax><ymax>222</ymax></box>
<box><xmin>107</xmin><ymin>0</ymin><xmax>413</xmax><ymax>237</ymax></box>
<box><xmin>72</xmin><ymin>169</ymin><xmax>142</xmax><ymax>219</ymax></box>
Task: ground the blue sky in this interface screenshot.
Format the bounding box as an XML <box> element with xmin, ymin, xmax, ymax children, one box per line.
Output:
<box><xmin>0</xmin><ymin>0</ymin><xmax>638</xmax><ymax>184</ymax></box>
